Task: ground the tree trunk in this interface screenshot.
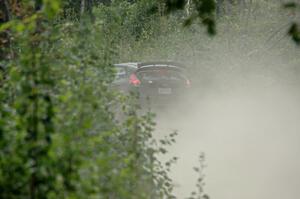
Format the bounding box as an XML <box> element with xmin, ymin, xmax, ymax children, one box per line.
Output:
<box><xmin>81</xmin><ymin>0</ymin><xmax>93</xmax><ymax>19</ymax></box>
<box><xmin>216</xmin><ymin>0</ymin><xmax>224</xmax><ymax>17</ymax></box>
<box><xmin>0</xmin><ymin>0</ymin><xmax>13</xmax><ymax>85</ymax></box>
<box><xmin>186</xmin><ymin>0</ymin><xmax>191</xmax><ymax>16</ymax></box>
<box><xmin>80</xmin><ymin>0</ymin><xmax>85</xmax><ymax>16</ymax></box>
<box><xmin>0</xmin><ymin>0</ymin><xmax>11</xmax><ymax>60</ymax></box>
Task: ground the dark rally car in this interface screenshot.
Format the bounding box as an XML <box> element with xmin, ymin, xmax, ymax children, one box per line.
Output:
<box><xmin>112</xmin><ymin>61</ymin><xmax>191</xmax><ymax>107</ymax></box>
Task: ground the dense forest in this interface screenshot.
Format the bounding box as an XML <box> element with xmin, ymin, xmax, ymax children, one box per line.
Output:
<box><xmin>0</xmin><ymin>0</ymin><xmax>299</xmax><ymax>198</ymax></box>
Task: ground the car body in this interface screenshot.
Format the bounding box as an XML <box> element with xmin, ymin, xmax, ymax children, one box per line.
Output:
<box><xmin>112</xmin><ymin>61</ymin><xmax>191</xmax><ymax>107</ymax></box>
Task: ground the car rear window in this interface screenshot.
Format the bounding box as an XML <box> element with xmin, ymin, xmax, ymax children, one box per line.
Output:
<box><xmin>137</xmin><ymin>69</ymin><xmax>186</xmax><ymax>81</ymax></box>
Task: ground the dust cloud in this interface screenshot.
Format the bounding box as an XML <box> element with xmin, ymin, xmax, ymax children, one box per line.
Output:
<box><xmin>145</xmin><ymin>2</ymin><xmax>300</xmax><ymax>197</ymax></box>
<box><xmin>153</xmin><ymin>33</ymin><xmax>300</xmax><ymax>199</ymax></box>
<box><xmin>155</xmin><ymin>78</ymin><xmax>300</xmax><ymax>199</ymax></box>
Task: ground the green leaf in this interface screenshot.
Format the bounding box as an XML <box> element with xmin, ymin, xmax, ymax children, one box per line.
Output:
<box><xmin>283</xmin><ymin>2</ymin><xmax>297</xmax><ymax>8</ymax></box>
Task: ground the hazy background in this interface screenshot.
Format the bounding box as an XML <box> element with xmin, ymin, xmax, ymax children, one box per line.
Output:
<box><xmin>156</xmin><ymin>76</ymin><xmax>300</xmax><ymax>198</ymax></box>
<box><xmin>151</xmin><ymin>4</ymin><xmax>300</xmax><ymax>197</ymax></box>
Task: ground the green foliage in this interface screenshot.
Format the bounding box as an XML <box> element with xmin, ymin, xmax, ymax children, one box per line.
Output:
<box><xmin>165</xmin><ymin>0</ymin><xmax>187</xmax><ymax>12</ymax></box>
<box><xmin>284</xmin><ymin>2</ymin><xmax>300</xmax><ymax>45</ymax></box>
<box><xmin>165</xmin><ymin>0</ymin><xmax>216</xmax><ymax>35</ymax></box>
<box><xmin>1</xmin><ymin>9</ymin><xmax>58</xmax><ymax>199</ymax></box>
<box><xmin>188</xmin><ymin>154</ymin><xmax>209</xmax><ymax>199</ymax></box>
<box><xmin>288</xmin><ymin>23</ymin><xmax>300</xmax><ymax>44</ymax></box>
<box><xmin>0</xmin><ymin>0</ymin><xmax>192</xmax><ymax>198</ymax></box>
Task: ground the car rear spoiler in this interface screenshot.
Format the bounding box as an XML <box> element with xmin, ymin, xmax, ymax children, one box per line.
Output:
<box><xmin>137</xmin><ymin>61</ymin><xmax>186</xmax><ymax>69</ymax></box>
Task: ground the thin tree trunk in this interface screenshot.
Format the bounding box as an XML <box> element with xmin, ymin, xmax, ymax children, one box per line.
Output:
<box><xmin>0</xmin><ymin>0</ymin><xmax>11</xmax><ymax>60</ymax></box>
<box><xmin>80</xmin><ymin>0</ymin><xmax>94</xmax><ymax>20</ymax></box>
<box><xmin>0</xmin><ymin>0</ymin><xmax>12</xmax><ymax>84</ymax></box>
<box><xmin>186</xmin><ymin>0</ymin><xmax>191</xmax><ymax>16</ymax></box>
<box><xmin>81</xmin><ymin>0</ymin><xmax>85</xmax><ymax>16</ymax></box>
<box><xmin>216</xmin><ymin>0</ymin><xmax>223</xmax><ymax>16</ymax></box>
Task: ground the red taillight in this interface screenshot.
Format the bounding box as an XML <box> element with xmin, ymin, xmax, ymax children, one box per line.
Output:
<box><xmin>129</xmin><ymin>73</ymin><xmax>141</xmax><ymax>86</ymax></box>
